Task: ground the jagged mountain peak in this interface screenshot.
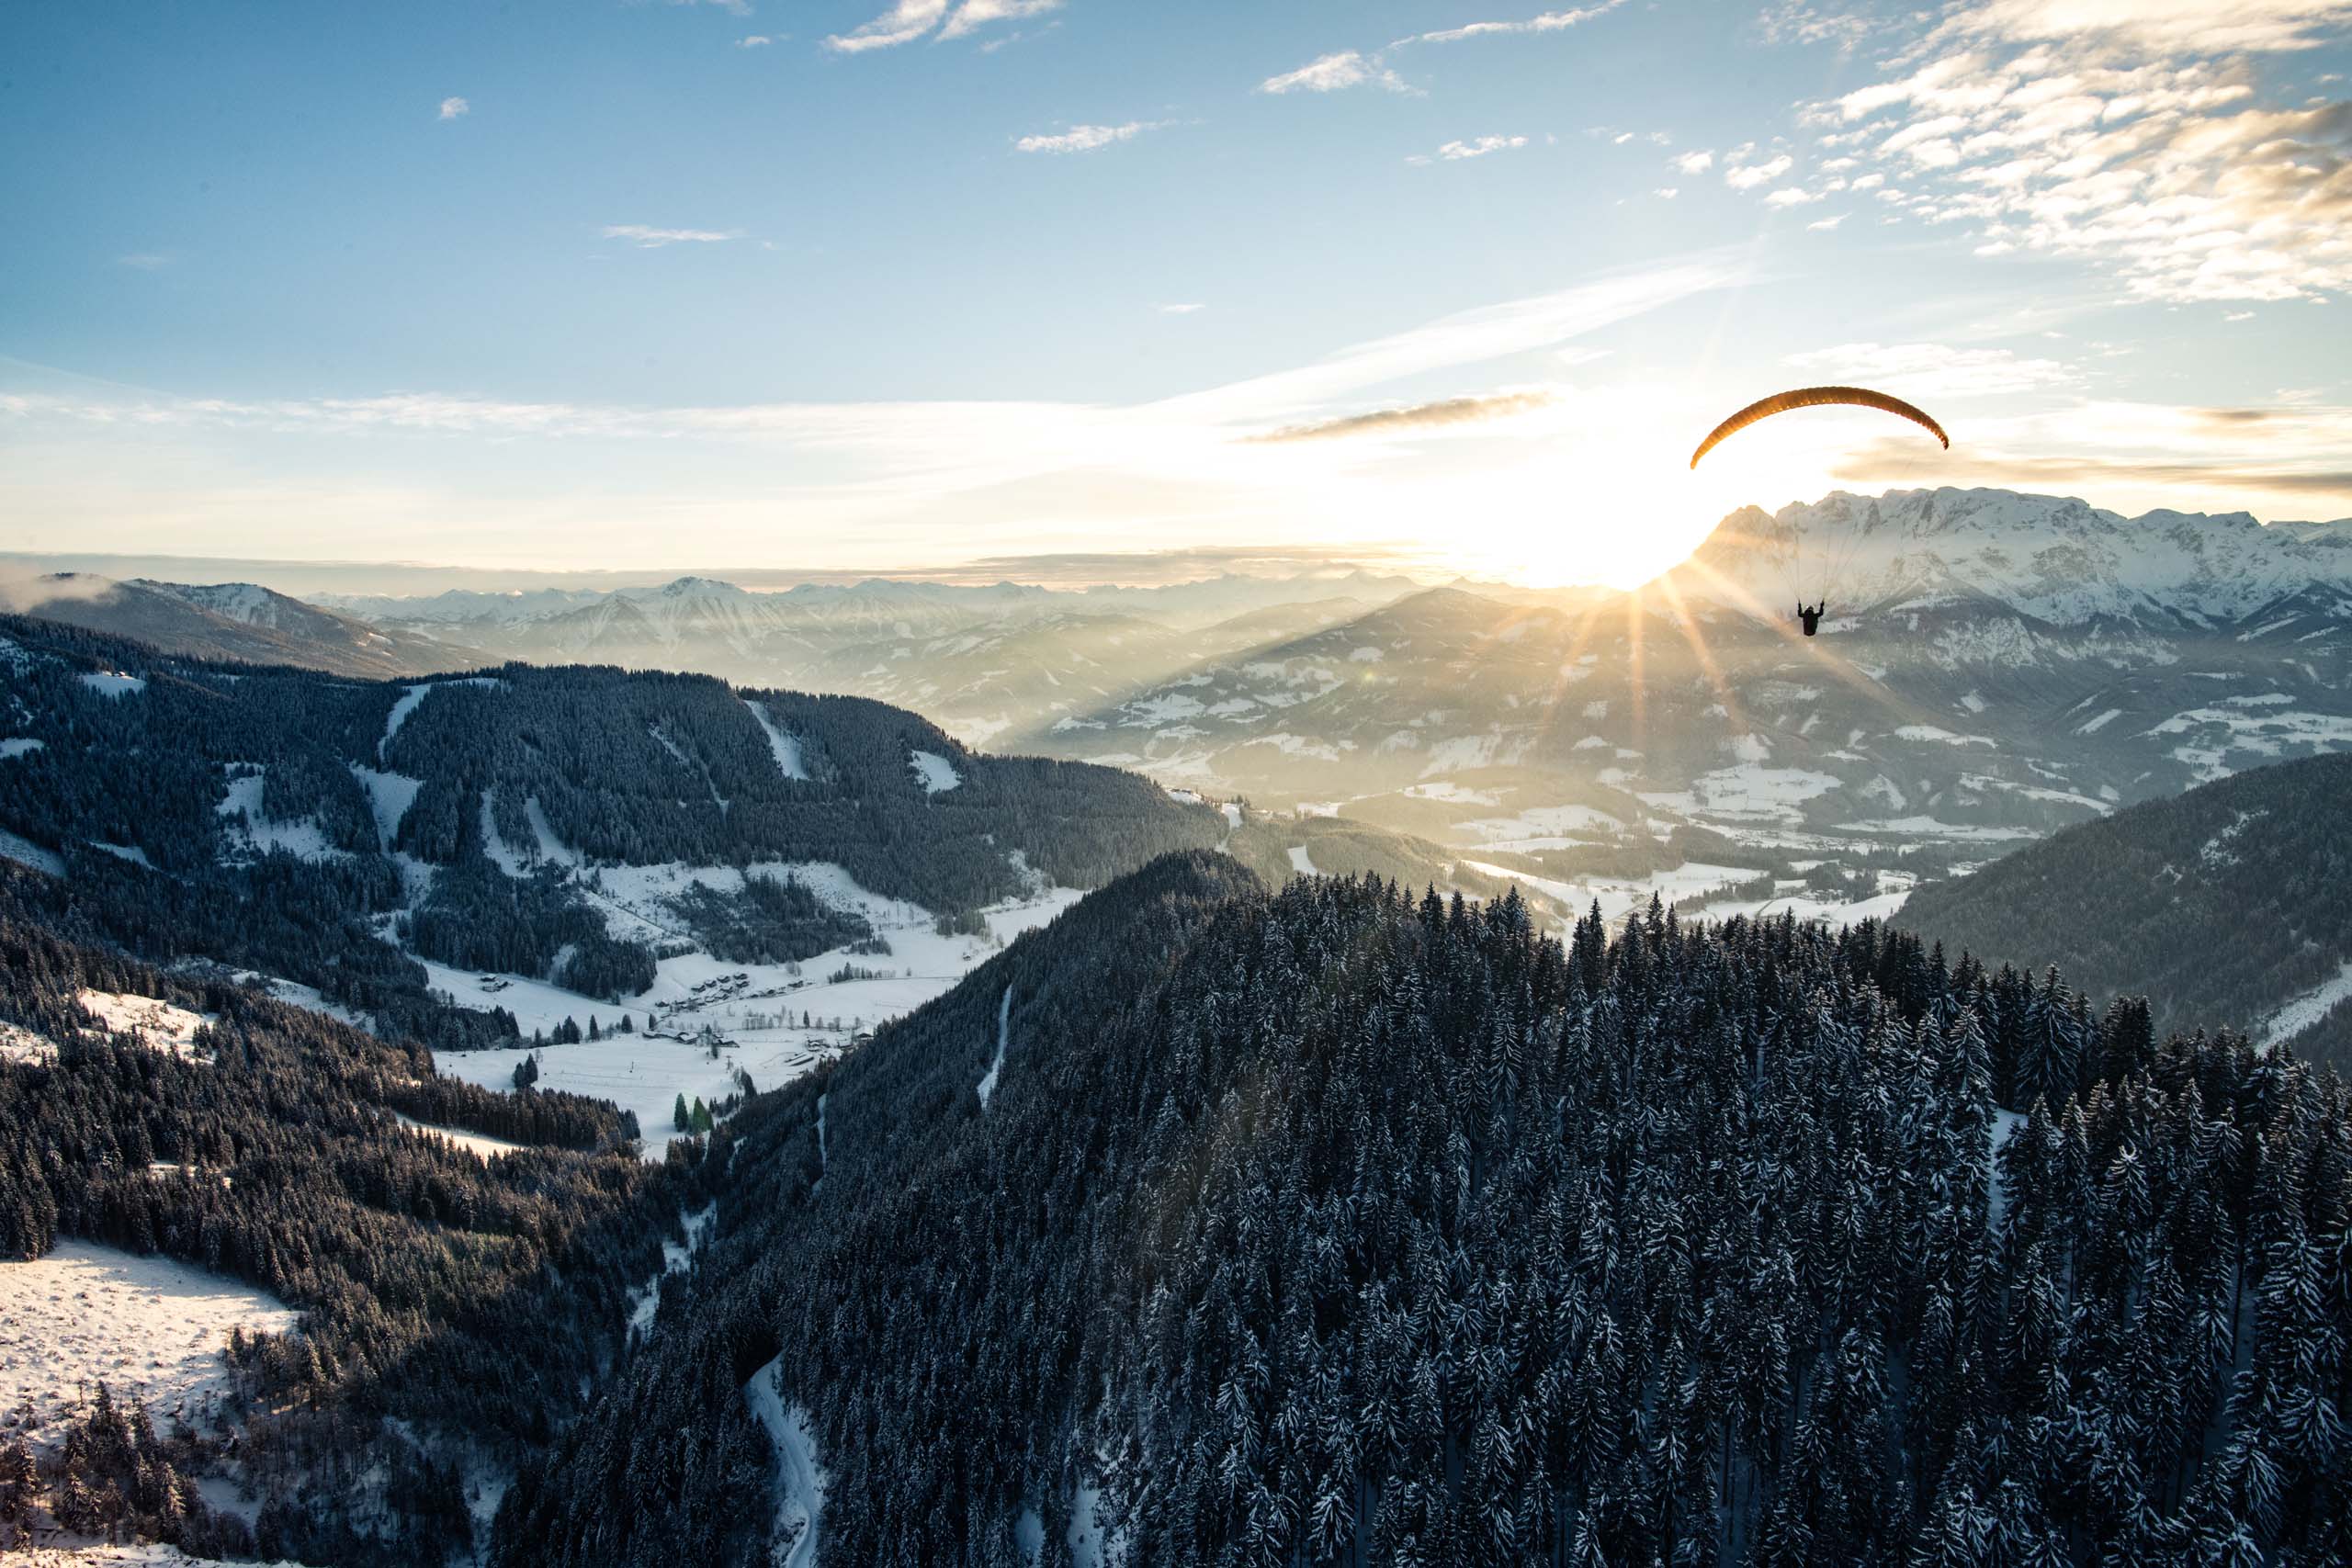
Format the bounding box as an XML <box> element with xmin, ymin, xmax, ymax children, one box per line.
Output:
<box><xmin>1674</xmin><ymin>485</ymin><xmax>2351</xmax><ymax>626</ymax></box>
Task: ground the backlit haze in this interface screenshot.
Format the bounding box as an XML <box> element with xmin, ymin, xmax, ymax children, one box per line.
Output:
<box><xmin>5</xmin><ymin>1</ymin><xmax>2349</xmax><ymax>589</ymax></box>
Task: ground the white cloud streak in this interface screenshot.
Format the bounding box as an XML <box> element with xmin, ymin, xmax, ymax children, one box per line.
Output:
<box><xmin>1260</xmin><ymin>51</ymin><xmax>1415</xmax><ymax>95</ymax></box>
<box><xmin>1015</xmin><ymin>121</ymin><xmax>1161</xmax><ymax>154</ymax></box>
<box><xmin>437</xmin><ymin>96</ymin><xmax>469</xmax><ymax>121</ymax></box>
<box><xmin>1395</xmin><ymin>0</ymin><xmax>1630</xmax><ymax>47</ymax></box>
<box><xmin>602</xmin><ymin>224</ymin><xmax>741</xmax><ymax>247</ymax></box>
<box><xmin>1429</xmin><ymin>135</ymin><xmax>1530</xmax><ymax>161</ymax></box>
<box><xmin>825</xmin><ymin>0</ymin><xmax>1060</xmax><ymax>52</ymax></box>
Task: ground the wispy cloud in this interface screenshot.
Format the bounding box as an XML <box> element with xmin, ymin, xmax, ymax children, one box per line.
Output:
<box><xmin>1806</xmin><ymin>212</ymin><xmax>1848</xmax><ymax>231</ymax></box>
<box><xmin>1248</xmin><ymin>391</ymin><xmax>1556</xmax><ymax>443</ymax></box>
<box><xmin>824</xmin><ymin>0</ymin><xmax>1057</xmax><ymax>52</ymax></box>
<box><xmin>1724</xmin><ymin>153</ymin><xmax>1793</xmax><ymax>190</ymax></box>
<box><xmin>602</xmin><ymin>224</ymin><xmax>741</xmax><ymax>247</ymax></box>
<box><xmin>1670</xmin><ymin>150</ymin><xmax>1714</xmax><ymax>175</ymax></box>
<box><xmin>1157</xmin><ymin>302</ymin><xmax>1206</xmax><ymax>314</ymax></box>
<box><xmin>938</xmin><ymin>0</ymin><xmax>1062</xmax><ymax>39</ymax></box>
<box><xmin>1785</xmin><ymin>340</ymin><xmax>2078</xmax><ymax>398</ymax></box>
<box><xmin>1409</xmin><ymin>134</ymin><xmax>1531</xmax><ymax>164</ymax></box>
<box><xmin>734</xmin><ymin>35</ymin><xmax>775</xmax><ymax>48</ymax></box>
<box><xmin>1395</xmin><ymin>1</ymin><xmax>1630</xmax><ymax>48</ymax></box>
<box><xmin>1259</xmin><ymin>51</ymin><xmax>1414</xmax><ymax>95</ymax></box>
<box><xmin>1793</xmin><ymin>2</ymin><xmax>2352</xmax><ymax>301</ymax></box>
<box><xmin>437</xmin><ymin>96</ymin><xmax>469</xmax><ymax>121</ymax></box>
<box><xmin>1015</xmin><ymin>120</ymin><xmax>1162</xmax><ymax>154</ymax></box>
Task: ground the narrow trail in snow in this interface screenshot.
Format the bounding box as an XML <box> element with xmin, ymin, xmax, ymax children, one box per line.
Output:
<box><xmin>811</xmin><ymin>1091</ymin><xmax>828</xmax><ymax>1196</ymax></box>
<box><xmin>977</xmin><ymin>987</ymin><xmax>1012</xmax><ymax>1110</ymax></box>
<box><xmin>745</xmin><ymin>1355</ymin><xmax>826</xmax><ymax>1568</ymax></box>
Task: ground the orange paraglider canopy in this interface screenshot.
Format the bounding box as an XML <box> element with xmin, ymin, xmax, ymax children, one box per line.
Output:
<box><xmin>1689</xmin><ymin>386</ymin><xmax>1948</xmax><ymax>469</ymax></box>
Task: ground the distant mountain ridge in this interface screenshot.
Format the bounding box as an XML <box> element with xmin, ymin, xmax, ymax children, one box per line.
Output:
<box><xmin>7</xmin><ymin>571</ymin><xmax>483</xmax><ymax>679</ymax></box>
<box><xmin>1898</xmin><ymin>751</ymin><xmax>2352</xmax><ymax>1074</ymax></box>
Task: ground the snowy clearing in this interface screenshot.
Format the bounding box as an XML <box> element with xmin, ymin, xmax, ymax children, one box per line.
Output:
<box><xmin>393</xmin><ymin>1111</ymin><xmax>527</xmax><ymax>1163</ymax></box>
<box><xmin>76</xmin><ymin>989</ymin><xmax>215</xmax><ymax>1060</ymax></box>
<box><xmin>0</xmin><ymin>827</ymin><xmax>67</xmax><ymax>877</ymax></box>
<box><xmin>2258</xmin><ymin>960</ymin><xmax>2352</xmax><ymax>1049</ymax></box>
<box><xmin>0</xmin><ymin>1240</ymin><xmax>300</xmax><ymax>1454</ymax></box>
<box><xmin>1287</xmin><ymin>844</ymin><xmax>1317</xmax><ymax>876</ymax></box>
<box><xmin>0</xmin><ymin>737</ymin><xmax>45</xmax><ymax>760</ymax></box>
<box><xmin>744</xmin><ymin>1356</ymin><xmax>827</xmax><ymax>1568</ymax></box>
<box><xmin>745</xmin><ymin>699</ymin><xmax>811</xmax><ymax>780</ymax></box>
<box><xmin>909</xmin><ymin>749</ymin><xmax>962</xmax><ymax>793</ymax></box>
<box><xmin>348</xmin><ymin>765</ymin><xmax>424</xmax><ymax>852</ymax></box>
<box><xmin>79</xmin><ymin>671</ymin><xmax>146</xmax><ymax>699</ymax></box>
<box><xmin>216</xmin><ymin>766</ymin><xmax>347</xmax><ymax>863</ymax></box>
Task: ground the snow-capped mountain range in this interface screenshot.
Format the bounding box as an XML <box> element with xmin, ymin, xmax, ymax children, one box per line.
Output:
<box><xmin>1680</xmin><ymin>488</ymin><xmax>2352</xmax><ymax>627</ymax></box>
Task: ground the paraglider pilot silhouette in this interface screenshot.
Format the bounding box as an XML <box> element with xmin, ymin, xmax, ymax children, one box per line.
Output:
<box><xmin>1690</xmin><ymin>386</ymin><xmax>1950</xmax><ymax>637</ymax></box>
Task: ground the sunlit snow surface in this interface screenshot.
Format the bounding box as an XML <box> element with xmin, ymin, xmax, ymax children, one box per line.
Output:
<box><xmin>4</xmin><ymin>989</ymin><xmax>220</xmax><ymax>1065</ymax></box>
<box><xmin>0</xmin><ymin>1240</ymin><xmax>300</xmax><ymax>1453</ymax></box>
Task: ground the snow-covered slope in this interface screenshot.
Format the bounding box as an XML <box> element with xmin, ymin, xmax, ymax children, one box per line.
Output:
<box><xmin>1678</xmin><ymin>488</ymin><xmax>2352</xmax><ymax>626</ymax></box>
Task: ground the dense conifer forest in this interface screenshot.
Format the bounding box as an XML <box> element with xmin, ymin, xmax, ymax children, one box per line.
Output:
<box><xmin>0</xmin><ymin>887</ymin><xmax>707</xmax><ymax>1562</ymax></box>
<box><xmin>1900</xmin><ymin>753</ymin><xmax>2352</xmax><ymax>1075</ymax></box>
<box><xmin>503</xmin><ymin>853</ymin><xmax>2351</xmax><ymax>1568</ymax></box>
<box><xmin>0</xmin><ymin>616</ymin><xmax>1220</xmax><ymax>1041</ymax></box>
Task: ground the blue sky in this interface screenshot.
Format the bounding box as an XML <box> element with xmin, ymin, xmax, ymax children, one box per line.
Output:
<box><xmin>4</xmin><ymin>1</ymin><xmax>2349</xmax><ymax>585</ymax></box>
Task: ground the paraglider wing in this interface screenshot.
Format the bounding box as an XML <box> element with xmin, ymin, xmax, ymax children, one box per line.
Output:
<box><xmin>1689</xmin><ymin>386</ymin><xmax>1949</xmax><ymax>469</ymax></box>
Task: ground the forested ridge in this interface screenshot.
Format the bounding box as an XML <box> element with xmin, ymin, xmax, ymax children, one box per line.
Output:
<box><xmin>0</xmin><ymin>882</ymin><xmax>708</xmax><ymax>1562</ymax></box>
<box><xmin>1899</xmin><ymin>753</ymin><xmax>2352</xmax><ymax>1075</ymax></box>
<box><xmin>0</xmin><ymin>615</ymin><xmax>1219</xmax><ymax>1043</ymax></box>
<box><xmin>503</xmin><ymin>852</ymin><xmax>2351</xmax><ymax>1568</ymax></box>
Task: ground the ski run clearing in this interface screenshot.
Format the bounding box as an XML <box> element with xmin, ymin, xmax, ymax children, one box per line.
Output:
<box><xmin>977</xmin><ymin>987</ymin><xmax>1012</xmax><ymax>1110</ymax></box>
<box><xmin>0</xmin><ymin>1239</ymin><xmax>300</xmax><ymax>1455</ymax></box>
<box><xmin>744</xmin><ymin>1356</ymin><xmax>827</xmax><ymax>1568</ymax></box>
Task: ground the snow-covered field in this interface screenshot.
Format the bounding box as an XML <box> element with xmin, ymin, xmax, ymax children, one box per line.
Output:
<box><xmin>422</xmin><ymin>874</ymin><xmax>1084</xmax><ymax>1159</ymax></box>
<box><xmin>0</xmin><ymin>1240</ymin><xmax>300</xmax><ymax>1453</ymax></box>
